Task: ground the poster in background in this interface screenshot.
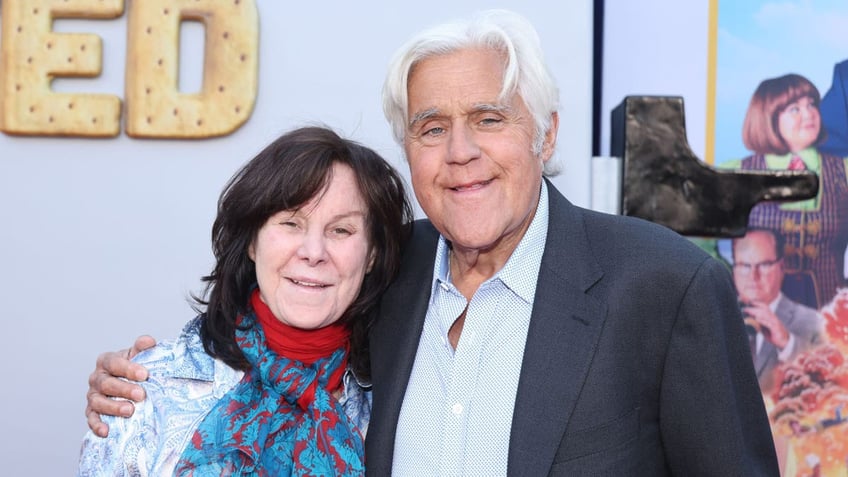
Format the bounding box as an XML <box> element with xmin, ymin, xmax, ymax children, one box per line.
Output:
<box><xmin>712</xmin><ymin>1</ymin><xmax>848</xmax><ymax>475</ymax></box>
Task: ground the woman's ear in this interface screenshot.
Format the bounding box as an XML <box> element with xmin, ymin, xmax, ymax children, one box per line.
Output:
<box><xmin>248</xmin><ymin>242</ymin><xmax>256</xmax><ymax>261</ymax></box>
<box><xmin>366</xmin><ymin>249</ymin><xmax>376</xmax><ymax>273</ymax></box>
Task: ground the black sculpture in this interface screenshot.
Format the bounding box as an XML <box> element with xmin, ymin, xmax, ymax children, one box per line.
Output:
<box><xmin>610</xmin><ymin>96</ymin><xmax>819</xmax><ymax>238</ymax></box>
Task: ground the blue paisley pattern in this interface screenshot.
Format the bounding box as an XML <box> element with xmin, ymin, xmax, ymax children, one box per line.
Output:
<box><xmin>174</xmin><ymin>311</ymin><xmax>364</xmax><ymax>476</ymax></box>
<box><xmin>77</xmin><ymin>317</ymin><xmax>371</xmax><ymax>476</ymax></box>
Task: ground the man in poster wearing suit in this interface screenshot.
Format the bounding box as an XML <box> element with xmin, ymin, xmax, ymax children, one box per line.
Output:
<box><xmin>820</xmin><ymin>59</ymin><xmax>848</xmax><ymax>157</ymax></box>
<box><xmin>85</xmin><ymin>10</ymin><xmax>778</xmax><ymax>476</ymax></box>
<box><xmin>732</xmin><ymin>228</ymin><xmax>822</xmax><ymax>392</ymax></box>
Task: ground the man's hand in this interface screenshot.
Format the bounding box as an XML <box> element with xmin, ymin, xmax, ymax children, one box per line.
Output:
<box><xmin>744</xmin><ymin>302</ymin><xmax>790</xmax><ymax>350</ymax></box>
<box><xmin>85</xmin><ymin>335</ymin><xmax>156</xmax><ymax>437</ymax></box>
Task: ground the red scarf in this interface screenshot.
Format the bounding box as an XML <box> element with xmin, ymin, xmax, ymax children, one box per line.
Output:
<box><xmin>251</xmin><ymin>289</ymin><xmax>350</xmax><ymax>403</ymax></box>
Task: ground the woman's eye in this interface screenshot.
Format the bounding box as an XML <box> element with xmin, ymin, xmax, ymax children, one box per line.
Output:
<box><xmin>333</xmin><ymin>227</ymin><xmax>353</xmax><ymax>236</ymax></box>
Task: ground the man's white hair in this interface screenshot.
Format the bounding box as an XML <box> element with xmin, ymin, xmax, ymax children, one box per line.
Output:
<box><xmin>381</xmin><ymin>9</ymin><xmax>561</xmax><ymax>175</ymax></box>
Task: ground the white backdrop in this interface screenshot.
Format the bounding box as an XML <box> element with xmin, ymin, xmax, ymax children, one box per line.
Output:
<box><xmin>600</xmin><ymin>1</ymin><xmax>710</xmax><ymax>160</ymax></box>
<box><xmin>0</xmin><ymin>2</ymin><xmax>594</xmax><ymax>474</ymax></box>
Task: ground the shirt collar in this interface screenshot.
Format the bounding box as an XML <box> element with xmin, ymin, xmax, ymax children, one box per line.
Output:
<box><xmin>765</xmin><ymin>148</ymin><xmax>820</xmax><ymax>172</ymax></box>
<box><xmin>429</xmin><ymin>181</ymin><xmax>550</xmax><ymax>304</ymax></box>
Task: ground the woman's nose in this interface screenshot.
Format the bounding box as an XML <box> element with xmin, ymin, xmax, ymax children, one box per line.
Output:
<box><xmin>297</xmin><ymin>230</ymin><xmax>327</xmax><ymax>265</ymax></box>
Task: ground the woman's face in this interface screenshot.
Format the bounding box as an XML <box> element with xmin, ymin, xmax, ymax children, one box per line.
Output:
<box><xmin>777</xmin><ymin>95</ymin><xmax>820</xmax><ymax>153</ymax></box>
<box><xmin>249</xmin><ymin>163</ymin><xmax>373</xmax><ymax>329</ymax></box>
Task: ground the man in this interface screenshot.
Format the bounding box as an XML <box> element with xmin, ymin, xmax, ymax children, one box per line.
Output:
<box><xmin>732</xmin><ymin>228</ymin><xmax>822</xmax><ymax>392</ymax></box>
<box><xmin>86</xmin><ymin>10</ymin><xmax>779</xmax><ymax>475</ymax></box>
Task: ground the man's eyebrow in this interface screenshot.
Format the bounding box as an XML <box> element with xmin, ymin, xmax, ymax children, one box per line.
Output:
<box><xmin>472</xmin><ymin>103</ymin><xmax>512</xmax><ymax>114</ymax></box>
<box><xmin>408</xmin><ymin>103</ymin><xmax>513</xmax><ymax>130</ymax></box>
<box><xmin>408</xmin><ymin>108</ymin><xmax>440</xmax><ymax>129</ymax></box>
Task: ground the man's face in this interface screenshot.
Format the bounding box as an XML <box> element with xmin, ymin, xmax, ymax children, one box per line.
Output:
<box><xmin>403</xmin><ymin>47</ymin><xmax>557</xmax><ymax>257</ymax></box>
<box><xmin>733</xmin><ymin>231</ymin><xmax>784</xmax><ymax>304</ymax></box>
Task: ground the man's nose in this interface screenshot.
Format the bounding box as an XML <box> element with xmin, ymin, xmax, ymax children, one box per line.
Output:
<box><xmin>447</xmin><ymin>124</ymin><xmax>481</xmax><ymax>165</ymax></box>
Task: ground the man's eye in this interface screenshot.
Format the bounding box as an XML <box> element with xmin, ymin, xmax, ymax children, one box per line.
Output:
<box><xmin>423</xmin><ymin>127</ymin><xmax>445</xmax><ymax>136</ymax></box>
<box><xmin>480</xmin><ymin>117</ymin><xmax>502</xmax><ymax>125</ymax></box>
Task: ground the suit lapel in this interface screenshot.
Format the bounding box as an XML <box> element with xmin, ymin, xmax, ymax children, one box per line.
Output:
<box><xmin>753</xmin><ymin>340</ymin><xmax>777</xmax><ymax>376</ymax></box>
<box><xmin>507</xmin><ymin>183</ymin><xmax>608</xmax><ymax>476</ymax></box>
<box><xmin>775</xmin><ymin>296</ymin><xmax>795</xmax><ymax>327</ymax></box>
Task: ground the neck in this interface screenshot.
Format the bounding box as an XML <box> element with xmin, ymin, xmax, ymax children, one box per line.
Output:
<box><xmin>449</xmin><ymin>219</ymin><xmax>534</xmax><ymax>300</ymax></box>
<box><xmin>449</xmin><ymin>247</ymin><xmax>499</xmax><ymax>300</ymax></box>
<box><xmin>446</xmin><ymin>181</ymin><xmax>543</xmax><ymax>300</ymax></box>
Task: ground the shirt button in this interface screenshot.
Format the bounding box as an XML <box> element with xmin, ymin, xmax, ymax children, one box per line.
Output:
<box><xmin>452</xmin><ymin>402</ymin><xmax>463</xmax><ymax>415</ymax></box>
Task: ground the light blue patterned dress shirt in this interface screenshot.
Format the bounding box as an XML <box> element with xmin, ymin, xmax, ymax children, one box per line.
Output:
<box><xmin>393</xmin><ymin>183</ymin><xmax>549</xmax><ymax>476</ymax></box>
<box><xmin>77</xmin><ymin>317</ymin><xmax>371</xmax><ymax>476</ymax></box>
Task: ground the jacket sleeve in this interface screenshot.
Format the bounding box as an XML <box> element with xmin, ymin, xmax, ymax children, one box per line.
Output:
<box><xmin>77</xmin><ymin>393</ymin><xmax>158</xmax><ymax>477</ymax></box>
<box><xmin>659</xmin><ymin>257</ymin><xmax>779</xmax><ymax>476</ymax></box>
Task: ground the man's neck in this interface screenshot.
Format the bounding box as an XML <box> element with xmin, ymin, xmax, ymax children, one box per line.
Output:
<box><xmin>449</xmin><ymin>247</ymin><xmax>504</xmax><ymax>300</ymax></box>
<box><xmin>448</xmin><ymin>197</ymin><xmax>540</xmax><ymax>300</ymax></box>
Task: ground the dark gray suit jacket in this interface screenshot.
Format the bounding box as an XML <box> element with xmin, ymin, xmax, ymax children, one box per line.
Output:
<box><xmin>366</xmin><ymin>181</ymin><xmax>779</xmax><ymax>476</ymax></box>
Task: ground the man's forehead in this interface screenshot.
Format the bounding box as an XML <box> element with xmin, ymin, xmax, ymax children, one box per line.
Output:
<box><xmin>736</xmin><ymin>243</ymin><xmax>778</xmax><ymax>261</ymax></box>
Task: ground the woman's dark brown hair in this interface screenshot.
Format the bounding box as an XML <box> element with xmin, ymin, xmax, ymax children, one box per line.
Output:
<box><xmin>742</xmin><ymin>73</ymin><xmax>826</xmax><ymax>155</ymax></box>
<box><xmin>194</xmin><ymin>126</ymin><xmax>412</xmax><ymax>381</ymax></box>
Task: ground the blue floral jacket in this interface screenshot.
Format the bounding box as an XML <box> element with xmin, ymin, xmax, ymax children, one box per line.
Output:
<box><xmin>77</xmin><ymin>318</ymin><xmax>372</xmax><ymax>476</ymax></box>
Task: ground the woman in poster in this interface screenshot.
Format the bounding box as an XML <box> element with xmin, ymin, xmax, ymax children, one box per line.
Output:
<box><xmin>723</xmin><ymin>73</ymin><xmax>848</xmax><ymax>310</ymax></box>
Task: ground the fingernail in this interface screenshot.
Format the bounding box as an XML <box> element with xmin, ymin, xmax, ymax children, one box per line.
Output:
<box><xmin>131</xmin><ymin>389</ymin><xmax>144</xmax><ymax>402</ymax></box>
<box><xmin>120</xmin><ymin>403</ymin><xmax>134</xmax><ymax>416</ymax></box>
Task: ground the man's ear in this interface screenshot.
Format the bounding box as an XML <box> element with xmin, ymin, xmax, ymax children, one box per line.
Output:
<box><xmin>541</xmin><ymin>111</ymin><xmax>559</xmax><ymax>163</ymax></box>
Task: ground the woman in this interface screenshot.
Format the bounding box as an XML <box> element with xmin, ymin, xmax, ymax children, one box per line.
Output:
<box><xmin>727</xmin><ymin>73</ymin><xmax>848</xmax><ymax>309</ymax></box>
<box><xmin>78</xmin><ymin>126</ymin><xmax>412</xmax><ymax>476</ymax></box>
